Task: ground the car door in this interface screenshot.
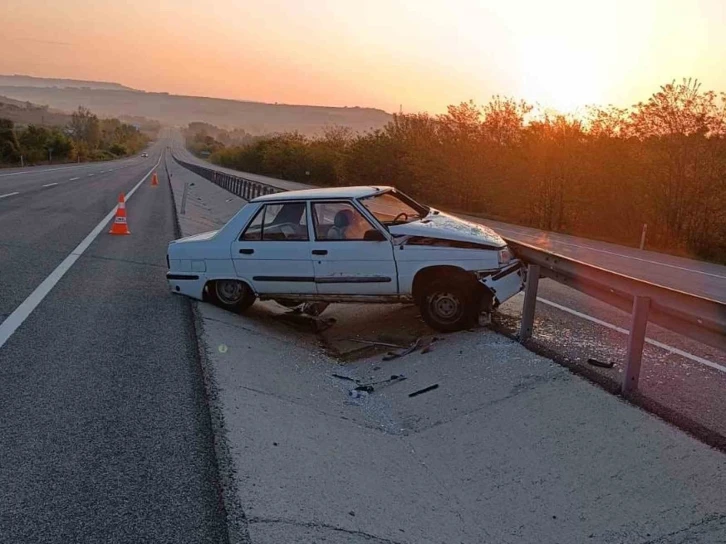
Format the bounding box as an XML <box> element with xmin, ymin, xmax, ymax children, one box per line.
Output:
<box><xmin>231</xmin><ymin>201</ymin><xmax>316</xmax><ymax>295</ymax></box>
<box><xmin>310</xmin><ymin>201</ymin><xmax>398</xmax><ymax>295</ymax></box>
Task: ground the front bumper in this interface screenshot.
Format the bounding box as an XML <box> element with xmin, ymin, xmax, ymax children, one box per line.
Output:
<box><xmin>478</xmin><ymin>261</ymin><xmax>524</xmax><ymax>307</ymax></box>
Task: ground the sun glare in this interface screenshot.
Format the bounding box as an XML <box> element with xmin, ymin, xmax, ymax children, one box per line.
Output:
<box><xmin>516</xmin><ymin>37</ymin><xmax>606</xmax><ymax>113</ymax></box>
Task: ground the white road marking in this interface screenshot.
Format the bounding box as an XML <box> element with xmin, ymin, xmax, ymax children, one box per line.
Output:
<box><xmin>494</xmin><ymin>225</ymin><xmax>726</xmax><ymax>280</ymax></box>
<box><xmin>87</xmin><ymin>174</ymin><xmax>94</xmax><ymax>177</ymax></box>
<box><xmin>536</xmin><ymin>296</ymin><xmax>726</xmax><ymax>373</ymax></box>
<box><xmin>0</xmin><ymin>166</ymin><xmax>81</xmax><ymax>177</ymax></box>
<box><xmin>69</xmin><ymin>177</ymin><xmax>80</xmax><ymax>181</ymax></box>
<box><xmin>0</xmin><ymin>157</ymin><xmax>138</xmax><ymax>178</ymax></box>
<box><xmin>0</xmin><ymin>192</ymin><xmax>20</xmax><ymax>199</ymax></box>
<box><xmin>42</xmin><ymin>182</ymin><xmax>58</xmax><ymax>188</ymax></box>
<box><xmin>0</xmin><ymin>157</ymin><xmax>162</xmax><ymax>350</ymax></box>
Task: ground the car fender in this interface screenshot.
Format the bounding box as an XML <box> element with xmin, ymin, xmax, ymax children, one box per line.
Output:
<box><xmin>397</xmin><ymin>256</ymin><xmax>496</xmax><ymax>295</ymax></box>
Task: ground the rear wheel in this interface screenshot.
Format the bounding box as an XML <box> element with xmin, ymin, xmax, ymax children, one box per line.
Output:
<box><xmin>210</xmin><ymin>280</ymin><xmax>256</xmax><ymax>312</ymax></box>
<box><xmin>419</xmin><ymin>280</ymin><xmax>478</xmax><ymax>332</ymax></box>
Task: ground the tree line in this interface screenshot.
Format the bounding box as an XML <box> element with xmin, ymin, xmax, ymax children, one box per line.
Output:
<box><xmin>188</xmin><ymin>80</ymin><xmax>726</xmax><ymax>263</ymax></box>
<box><xmin>0</xmin><ymin>106</ymin><xmax>150</xmax><ymax>166</ymax></box>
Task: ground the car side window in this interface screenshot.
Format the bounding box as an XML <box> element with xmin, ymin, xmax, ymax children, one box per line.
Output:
<box><xmin>240</xmin><ymin>202</ymin><xmax>309</xmax><ymax>241</ymax></box>
<box><xmin>312</xmin><ymin>202</ymin><xmax>375</xmax><ymax>241</ymax></box>
<box><xmin>241</xmin><ymin>207</ymin><xmax>264</xmax><ymax>241</ymax></box>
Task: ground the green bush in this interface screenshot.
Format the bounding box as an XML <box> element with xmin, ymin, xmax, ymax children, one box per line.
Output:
<box><xmin>0</xmin><ymin>108</ymin><xmax>147</xmax><ymax>165</ymax></box>
<box><xmin>89</xmin><ymin>149</ymin><xmax>114</xmax><ymax>161</ymax></box>
<box><xmin>108</xmin><ymin>143</ymin><xmax>128</xmax><ymax>156</ymax></box>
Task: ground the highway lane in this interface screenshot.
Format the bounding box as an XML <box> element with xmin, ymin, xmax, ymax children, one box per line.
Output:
<box><xmin>0</xmin><ymin>153</ymin><xmax>160</xmax><ymax>327</ymax></box>
<box><xmin>0</xmin><ymin>142</ymin><xmax>228</xmax><ymax>542</ymax></box>
<box><xmin>0</xmin><ymin>155</ymin><xmax>154</xmax><ymax>198</ymax></box>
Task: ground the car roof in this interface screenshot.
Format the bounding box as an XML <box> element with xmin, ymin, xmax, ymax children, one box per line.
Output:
<box><xmin>253</xmin><ymin>186</ymin><xmax>392</xmax><ymax>202</ymax></box>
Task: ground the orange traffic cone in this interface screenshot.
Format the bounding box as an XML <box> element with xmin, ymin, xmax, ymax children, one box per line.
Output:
<box><xmin>109</xmin><ymin>193</ymin><xmax>130</xmax><ymax>235</ymax></box>
<box><xmin>151</xmin><ymin>172</ymin><xmax>159</xmax><ymax>186</ymax></box>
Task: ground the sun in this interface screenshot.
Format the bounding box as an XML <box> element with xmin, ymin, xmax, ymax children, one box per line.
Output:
<box><xmin>516</xmin><ymin>37</ymin><xmax>607</xmax><ymax>113</ymax></box>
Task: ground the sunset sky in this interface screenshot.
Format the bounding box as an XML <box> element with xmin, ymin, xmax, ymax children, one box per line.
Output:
<box><xmin>1</xmin><ymin>0</ymin><xmax>724</xmax><ymax>114</ymax></box>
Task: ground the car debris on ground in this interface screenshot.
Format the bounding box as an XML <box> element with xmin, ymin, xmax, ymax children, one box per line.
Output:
<box><xmin>408</xmin><ymin>384</ymin><xmax>439</xmax><ymax>398</ymax></box>
<box><xmin>344</xmin><ymin>338</ymin><xmax>408</xmax><ymax>350</ymax></box>
<box><xmin>383</xmin><ymin>336</ymin><xmax>440</xmax><ymax>361</ymax></box>
<box><xmin>273</xmin><ymin>311</ymin><xmax>336</xmax><ymax>333</ymax></box>
<box><xmin>333</xmin><ymin>373</ymin><xmax>407</xmax><ymax>396</ymax></box>
<box><xmin>587</xmin><ymin>358</ymin><xmax>615</xmax><ymax>369</ymax></box>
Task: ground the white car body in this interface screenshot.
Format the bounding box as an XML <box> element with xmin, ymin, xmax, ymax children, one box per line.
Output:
<box><xmin>166</xmin><ymin>186</ymin><xmax>524</xmax><ymax>325</ymax></box>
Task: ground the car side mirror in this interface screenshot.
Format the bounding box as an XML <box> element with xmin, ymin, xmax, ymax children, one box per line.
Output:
<box><xmin>363</xmin><ymin>229</ymin><xmax>387</xmax><ymax>241</ymax></box>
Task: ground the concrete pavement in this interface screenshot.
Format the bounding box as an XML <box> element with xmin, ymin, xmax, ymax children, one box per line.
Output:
<box><xmin>168</xmin><ymin>157</ymin><xmax>726</xmax><ymax>544</ymax></box>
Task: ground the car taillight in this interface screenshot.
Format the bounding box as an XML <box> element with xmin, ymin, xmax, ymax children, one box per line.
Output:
<box><xmin>166</xmin><ymin>254</ymin><xmax>170</xmax><ymax>269</ymax></box>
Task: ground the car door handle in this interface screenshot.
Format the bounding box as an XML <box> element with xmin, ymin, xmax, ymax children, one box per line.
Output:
<box><xmin>239</xmin><ymin>249</ymin><xmax>254</xmax><ymax>255</ymax></box>
<box><xmin>312</xmin><ymin>249</ymin><xmax>328</xmax><ymax>256</ymax></box>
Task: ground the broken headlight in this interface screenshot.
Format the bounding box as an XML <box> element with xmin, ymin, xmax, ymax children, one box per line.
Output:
<box><xmin>498</xmin><ymin>247</ymin><xmax>513</xmax><ymax>266</ymax></box>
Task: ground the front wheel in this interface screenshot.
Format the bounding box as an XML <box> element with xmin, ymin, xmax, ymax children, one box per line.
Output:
<box><xmin>210</xmin><ymin>280</ymin><xmax>256</xmax><ymax>313</ymax></box>
<box><xmin>419</xmin><ymin>280</ymin><xmax>478</xmax><ymax>332</ymax></box>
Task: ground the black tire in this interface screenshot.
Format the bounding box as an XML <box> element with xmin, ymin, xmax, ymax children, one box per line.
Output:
<box><xmin>210</xmin><ymin>280</ymin><xmax>256</xmax><ymax>313</ymax></box>
<box><xmin>418</xmin><ymin>279</ymin><xmax>478</xmax><ymax>332</ymax></box>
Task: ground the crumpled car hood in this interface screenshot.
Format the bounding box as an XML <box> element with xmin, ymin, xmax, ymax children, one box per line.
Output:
<box><xmin>388</xmin><ymin>212</ymin><xmax>505</xmax><ymax>247</ymax></box>
<box><xmin>173</xmin><ymin>230</ymin><xmax>219</xmax><ymax>243</ymax></box>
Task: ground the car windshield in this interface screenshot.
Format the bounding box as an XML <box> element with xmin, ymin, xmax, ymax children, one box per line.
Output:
<box><xmin>358</xmin><ymin>190</ymin><xmax>428</xmax><ymax>225</ymax></box>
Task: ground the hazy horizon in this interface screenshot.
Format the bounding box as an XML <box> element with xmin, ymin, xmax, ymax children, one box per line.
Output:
<box><xmin>2</xmin><ymin>0</ymin><xmax>725</xmax><ymax>114</ymax></box>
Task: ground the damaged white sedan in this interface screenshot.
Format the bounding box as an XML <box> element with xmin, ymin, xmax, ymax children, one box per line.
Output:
<box><xmin>166</xmin><ymin>186</ymin><xmax>524</xmax><ymax>332</ymax></box>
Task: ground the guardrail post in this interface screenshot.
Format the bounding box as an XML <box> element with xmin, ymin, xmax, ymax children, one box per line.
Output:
<box><xmin>622</xmin><ymin>296</ymin><xmax>651</xmax><ymax>395</ymax></box>
<box><xmin>180</xmin><ymin>182</ymin><xmax>189</xmax><ymax>215</ymax></box>
<box><xmin>519</xmin><ymin>264</ymin><xmax>540</xmax><ymax>342</ymax></box>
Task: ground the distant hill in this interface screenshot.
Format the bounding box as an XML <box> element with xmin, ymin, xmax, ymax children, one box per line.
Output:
<box><xmin>0</xmin><ymin>74</ymin><xmax>134</xmax><ymax>91</ymax></box>
<box><xmin>0</xmin><ymin>95</ymin><xmax>72</xmax><ymax>126</ymax></box>
<box><xmin>0</xmin><ymin>78</ymin><xmax>392</xmax><ymax>135</ymax></box>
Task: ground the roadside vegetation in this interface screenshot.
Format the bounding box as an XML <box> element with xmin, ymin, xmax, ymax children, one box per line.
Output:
<box><xmin>0</xmin><ymin>105</ymin><xmax>154</xmax><ymax>166</ymax></box>
<box><xmin>185</xmin><ymin>80</ymin><xmax>726</xmax><ymax>263</ymax></box>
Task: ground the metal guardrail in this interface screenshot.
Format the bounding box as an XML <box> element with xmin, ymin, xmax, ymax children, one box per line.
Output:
<box><xmin>173</xmin><ymin>155</ymin><xmax>726</xmax><ymax>396</ymax></box>
<box><xmin>512</xmin><ymin>240</ymin><xmax>726</xmax><ymax>394</ymax></box>
<box><xmin>172</xmin><ymin>155</ymin><xmax>283</xmax><ymax>200</ymax></box>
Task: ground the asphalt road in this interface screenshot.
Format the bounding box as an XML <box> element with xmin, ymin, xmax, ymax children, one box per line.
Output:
<box><xmin>0</xmin><ymin>142</ymin><xmax>227</xmax><ymax>542</ymax></box>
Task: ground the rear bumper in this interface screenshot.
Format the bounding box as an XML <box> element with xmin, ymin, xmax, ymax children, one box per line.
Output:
<box><xmin>166</xmin><ymin>272</ymin><xmax>206</xmax><ymax>300</ymax></box>
<box><xmin>478</xmin><ymin>261</ymin><xmax>524</xmax><ymax>306</ymax></box>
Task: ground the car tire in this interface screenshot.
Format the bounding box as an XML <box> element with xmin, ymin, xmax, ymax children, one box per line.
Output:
<box><xmin>210</xmin><ymin>280</ymin><xmax>256</xmax><ymax>313</ymax></box>
<box><xmin>418</xmin><ymin>279</ymin><xmax>478</xmax><ymax>332</ymax></box>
